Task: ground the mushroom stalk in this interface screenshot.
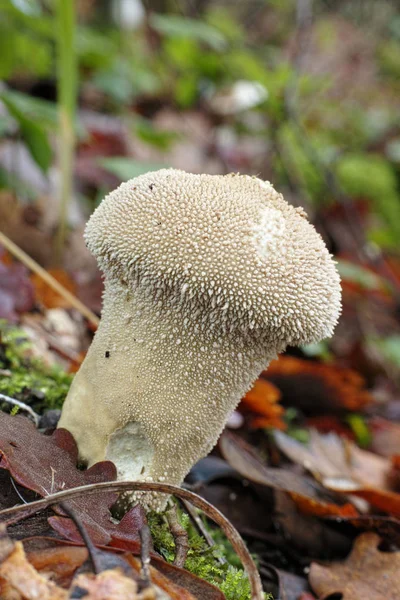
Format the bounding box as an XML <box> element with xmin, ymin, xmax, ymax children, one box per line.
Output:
<box><xmin>59</xmin><ymin>277</ymin><xmax>277</xmax><ymax>510</ymax></box>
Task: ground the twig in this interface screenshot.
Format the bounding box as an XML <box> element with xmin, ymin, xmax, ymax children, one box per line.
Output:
<box><xmin>180</xmin><ymin>498</ymin><xmax>226</xmax><ymax>565</ymax></box>
<box><xmin>0</xmin><ymin>480</ymin><xmax>264</xmax><ymax>600</ymax></box>
<box><xmin>0</xmin><ymin>231</ymin><xmax>99</xmax><ymax>328</ymax></box>
<box><xmin>59</xmin><ymin>501</ymin><xmax>101</xmax><ymax>574</ymax></box>
<box><xmin>139</xmin><ymin>524</ymin><xmax>152</xmax><ymax>589</ymax></box>
<box><xmin>166</xmin><ymin>504</ymin><xmax>189</xmax><ymax>568</ymax></box>
<box><xmin>0</xmin><ymin>394</ymin><xmax>40</xmax><ymax>427</ymax></box>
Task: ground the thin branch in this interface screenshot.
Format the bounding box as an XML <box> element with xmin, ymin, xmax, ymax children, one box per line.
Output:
<box><xmin>59</xmin><ymin>501</ymin><xmax>102</xmax><ymax>574</ymax></box>
<box><xmin>0</xmin><ymin>480</ymin><xmax>263</xmax><ymax>600</ymax></box>
<box><xmin>166</xmin><ymin>504</ymin><xmax>189</xmax><ymax>568</ymax></box>
<box><xmin>0</xmin><ymin>394</ymin><xmax>40</xmax><ymax>427</ymax></box>
<box><xmin>0</xmin><ymin>231</ymin><xmax>100</xmax><ymax>328</ymax></box>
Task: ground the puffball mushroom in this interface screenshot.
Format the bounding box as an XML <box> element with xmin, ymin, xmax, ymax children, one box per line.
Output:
<box><xmin>58</xmin><ymin>169</ymin><xmax>341</xmax><ymax>510</ymax></box>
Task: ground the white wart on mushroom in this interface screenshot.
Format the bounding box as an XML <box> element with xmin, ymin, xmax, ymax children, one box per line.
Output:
<box><xmin>58</xmin><ymin>170</ymin><xmax>341</xmax><ymax>510</ymax></box>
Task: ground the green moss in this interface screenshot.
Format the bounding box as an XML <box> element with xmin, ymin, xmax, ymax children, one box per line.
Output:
<box><xmin>148</xmin><ymin>507</ymin><xmax>272</xmax><ymax>600</ymax></box>
<box><xmin>0</xmin><ymin>321</ymin><xmax>73</xmax><ymax>411</ymax></box>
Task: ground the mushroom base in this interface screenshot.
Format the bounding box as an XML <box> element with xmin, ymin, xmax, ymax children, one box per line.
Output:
<box><xmin>106</xmin><ymin>421</ymin><xmax>154</xmax><ymax>481</ymax></box>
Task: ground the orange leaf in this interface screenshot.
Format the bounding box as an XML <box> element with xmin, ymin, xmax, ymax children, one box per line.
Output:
<box><xmin>31</xmin><ymin>269</ymin><xmax>76</xmax><ymax>309</ymax></box>
<box><xmin>289</xmin><ymin>492</ymin><xmax>358</xmax><ymax>518</ymax></box>
<box><xmin>240</xmin><ymin>378</ymin><xmax>286</xmax><ymax>430</ymax></box>
<box><xmin>265</xmin><ymin>355</ymin><xmax>372</xmax><ymax>413</ymax></box>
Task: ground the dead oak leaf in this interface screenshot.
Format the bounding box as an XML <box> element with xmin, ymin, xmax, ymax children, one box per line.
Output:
<box><xmin>309</xmin><ymin>532</ymin><xmax>400</xmax><ymax>600</ymax></box>
<box><xmin>0</xmin><ymin>413</ymin><xmax>119</xmax><ymax>544</ymax></box>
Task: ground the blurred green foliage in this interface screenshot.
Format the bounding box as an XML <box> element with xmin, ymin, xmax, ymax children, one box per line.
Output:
<box><xmin>0</xmin><ymin>0</ymin><xmax>400</xmax><ymax>254</ymax></box>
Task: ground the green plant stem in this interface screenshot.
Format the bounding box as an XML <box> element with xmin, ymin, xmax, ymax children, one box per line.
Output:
<box><xmin>55</xmin><ymin>0</ymin><xmax>77</xmax><ymax>264</ymax></box>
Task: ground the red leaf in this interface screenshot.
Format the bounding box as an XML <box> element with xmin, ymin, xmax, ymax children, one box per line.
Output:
<box><xmin>0</xmin><ymin>413</ymin><xmax>142</xmax><ymax>546</ymax></box>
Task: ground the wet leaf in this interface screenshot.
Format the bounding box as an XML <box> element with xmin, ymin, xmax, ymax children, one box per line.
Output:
<box><xmin>309</xmin><ymin>532</ymin><xmax>400</xmax><ymax>600</ymax></box>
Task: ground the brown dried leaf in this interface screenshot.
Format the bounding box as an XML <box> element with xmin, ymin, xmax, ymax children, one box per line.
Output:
<box><xmin>31</xmin><ymin>268</ymin><xmax>76</xmax><ymax>309</ymax></box>
<box><xmin>264</xmin><ymin>356</ymin><xmax>372</xmax><ymax>413</ymax></box>
<box><xmin>370</xmin><ymin>417</ymin><xmax>400</xmax><ymax>457</ymax></box>
<box><xmin>0</xmin><ymin>539</ymin><xmax>67</xmax><ymax>600</ymax></box>
<box><xmin>275</xmin><ymin>429</ymin><xmax>400</xmax><ymax>517</ymax></box>
<box><xmin>309</xmin><ymin>532</ymin><xmax>400</xmax><ymax>600</ymax></box>
<box><xmin>71</xmin><ymin>570</ymin><xmax>141</xmax><ymax>600</ymax></box>
<box><xmin>219</xmin><ymin>431</ymin><xmax>358</xmax><ymax>518</ymax></box>
<box><xmin>23</xmin><ymin>537</ymin><xmax>224</xmax><ymax>600</ymax></box>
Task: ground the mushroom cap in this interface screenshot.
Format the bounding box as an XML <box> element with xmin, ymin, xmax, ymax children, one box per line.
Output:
<box><xmin>85</xmin><ymin>169</ymin><xmax>341</xmax><ymax>345</ymax></box>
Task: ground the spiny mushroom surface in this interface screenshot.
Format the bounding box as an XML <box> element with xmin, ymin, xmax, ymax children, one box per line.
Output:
<box><xmin>58</xmin><ymin>169</ymin><xmax>341</xmax><ymax>510</ymax></box>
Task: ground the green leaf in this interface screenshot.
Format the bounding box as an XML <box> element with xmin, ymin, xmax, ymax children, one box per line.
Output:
<box><xmin>336</xmin><ymin>153</ymin><xmax>400</xmax><ymax>238</ymax></box>
<box><xmin>370</xmin><ymin>335</ymin><xmax>400</xmax><ymax>368</ymax></box>
<box><xmin>1</xmin><ymin>90</ymin><xmax>57</xmax><ymax>128</ymax></box>
<box><xmin>336</xmin><ymin>259</ymin><xmax>387</xmax><ymax>291</ymax></box>
<box><xmin>345</xmin><ymin>414</ymin><xmax>371</xmax><ymax>448</ymax></box>
<box><xmin>99</xmin><ymin>158</ymin><xmax>167</xmax><ymax>181</ymax></box>
<box><xmin>150</xmin><ymin>14</ymin><xmax>226</xmax><ymax>51</ymax></box>
<box><xmin>1</xmin><ymin>92</ymin><xmax>52</xmax><ymax>172</ymax></box>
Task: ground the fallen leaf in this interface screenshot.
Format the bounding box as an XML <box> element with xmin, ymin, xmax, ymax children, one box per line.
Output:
<box><xmin>71</xmin><ymin>570</ymin><xmax>140</xmax><ymax>600</ymax></box>
<box><xmin>323</xmin><ymin>515</ymin><xmax>400</xmax><ymax>546</ymax></box>
<box><xmin>0</xmin><ymin>412</ymin><xmax>119</xmax><ymax>544</ymax></box>
<box><xmin>219</xmin><ymin>431</ymin><xmax>358</xmax><ymax>518</ymax></box>
<box><xmin>0</xmin><ymin>538</ymin><xmax>67</xmax><ymax>600</ymax></box>
<box><xmin>0</xmin><ymin>258</ymin><xmax>35</xmax><ymax>322</ymax></box>
<box><xmin>309</xmin><ymin>532</ymin><xmax>400</xmax><ymax>600</ymax></box>
<box><xmin>370</xmin><ymin>417</ymin><xmax>400</xmax><ymax>457</ymax></box>
<box><xmin>261</xmin><ymin>563</ymin><xmax>313</xmax><ymax>600</ymax></box>
<box><xmin>31</xmin><ymin>269</ymin><xmax>76</xmax><ymax>310</ymax></box>
<box><xmin>24</xmin><ymin>537</ymin><xmax>224</xmax><ymax>600</ymax></box>
<box><xmin>274</xmin><ymin>429</ymin><xmax>400</xmax><ymax>517</ymax></box>
<box><xmin>264</xmin><ymin>355</ymin><xmax>372</xmax><ymax>413</ymax></box>
<box><xmin>239</xmin><ymin>379</ymin><xmax>286</xmax><ymax>430</ymax></box>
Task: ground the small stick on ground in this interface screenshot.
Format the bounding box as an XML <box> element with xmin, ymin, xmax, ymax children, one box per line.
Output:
<box><xmin>59</xmin><ymin>502</ymin><xmax>101</xmax><ymax>574</ymax></box>
<box><xmin>166</xmin><ymin>504</ymin><xmax>189</xmax><ymax>568</ymax></box>
<box><xmin>0</xmin><ymin>231</ymin><xmax>99</xmax><ymax>328</ymax></box>
<box><xmin>180</xmin><ymin>498</ymin><xmax>226</xmax><ymax>565</ymax></box>
<box><xmin>139</xmin><ymin>524</ymin><xmax>152</xmax><ymax>590</ymax></box>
